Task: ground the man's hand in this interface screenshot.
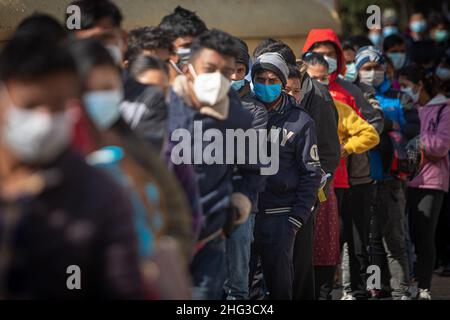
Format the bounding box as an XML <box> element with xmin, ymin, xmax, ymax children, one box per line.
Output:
<box><xmin>340</xmin><ymin>145</ymin><xmax>349</xmax><ymax>158</ymax></box>
<box><xmin>231</xmin><ymin>193</ymin><xmax>252</xmax><ymax>225</ymax></box>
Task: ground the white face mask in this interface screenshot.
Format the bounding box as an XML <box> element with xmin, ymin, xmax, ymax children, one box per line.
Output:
<box><xmin>359</xmin><ymin>70</ymin><xmax>385</xmax><ymax>87</ymax></box>
<box><xmin>401</xmin><ymin>87</ymin><xmax>420</xmax><ymax>104</ymax></box>
<box><xmin>323</xmin><ymin>55</ymin><xmax>338</xmax><ymax>74</ymax></box>
<box><xmin>188</xmin><ymin>64</ymin><xmax>231</xmax><ymax>106</ymax></box>
<box><xmin>2</xmin><ymin>106</ymin><xmax>73</xmax><ymax>165</ymax></box>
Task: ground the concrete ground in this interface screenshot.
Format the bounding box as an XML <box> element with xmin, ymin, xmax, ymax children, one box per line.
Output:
<box><xmin>331</xmin><ymin>272</ymin><xmax>450</xmax><ymax>300</ymax></box>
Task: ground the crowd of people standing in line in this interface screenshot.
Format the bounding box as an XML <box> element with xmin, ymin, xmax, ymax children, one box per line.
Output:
<box><xmin>0</xmin><ymin>0</ymin><xmax>449</xmax><ymax>300</ymax></box>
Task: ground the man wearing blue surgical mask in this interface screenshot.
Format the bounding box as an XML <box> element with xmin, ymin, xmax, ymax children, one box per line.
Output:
<box><xmin>383</xmin><ymin>34</ymin><xmax>407</xmax><ymax>91</ymax></box>
<box><xmin>408</xmin><ymin>12</ymin><xmax>429</xmax><ymax>42</ymax></box>
<box><xmin>428</xmin><ymin>13</ymin><xmax>450</xmax><ymax>59</ymax></box>
<box><xmin>342</xmin><ymin>41</ymin><xmax>358</xmax><ymax>83</ymax></box>
<box><xmin>251</xmin><ymin>52</ymin><xmax>322</xmax><ymax>300</ymax></box>
<box><xmin>384</xmin><ymin>34</ymin><xmax>407</xmax><ymax>71</ymax></box>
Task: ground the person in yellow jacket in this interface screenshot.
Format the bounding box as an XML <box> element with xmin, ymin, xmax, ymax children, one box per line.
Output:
<box><xmin>335</xmin><ymin>99</ymin><xmax>380</xmax><ymax>158</ymax></box>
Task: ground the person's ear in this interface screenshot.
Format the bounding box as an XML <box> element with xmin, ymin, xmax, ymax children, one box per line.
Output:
<box><xmin>120</xmin><ymin>29</ymin><xmax>128</xmax><ymax>53</ymax></box>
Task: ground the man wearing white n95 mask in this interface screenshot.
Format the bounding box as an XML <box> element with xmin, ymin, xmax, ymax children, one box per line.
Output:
<box><xmin>167</xmin><ymin>29</ymin><xmax>265</xmax><ymax>300</ymax></box>
<box><xmin>0</xmin><ymin>34</ymin><xmax>144</xmax><ymax>299</ymax></box>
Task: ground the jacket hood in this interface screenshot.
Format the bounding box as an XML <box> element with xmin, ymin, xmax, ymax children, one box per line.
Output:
<box><xmin>302</xmin><ymin>29</ymin><xmax>346</xmax><ymax>82</ymax></box>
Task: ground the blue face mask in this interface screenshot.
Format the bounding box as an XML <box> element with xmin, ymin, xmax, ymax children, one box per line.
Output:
<box><xmin>83</xmin><ymin>90</ymin><xmax>123</xmax><ymax>129</ymax></box>
<box><xmin>410</xmin><ymin>20</ymin><xmax>427</xmax><ymax>33</ymax></box>
<box><xmin>344</xmin><ymin>62</ymin><xmax>357</xmax><ymax>82</ymax></box>
<box><xmin>231</xmin><ymin>79</ymin><xmax>246</xmax><ymax>91</ymax></box>
<box><xmin>433</xmin><ymin>30</ymin><xmax>449</xmax><ymax>42</ymax></box>
<box><xmin>383</xmin><ymin>26</ymin><xmax>399</xmax><ymax>38</ymax></box>
<box><xmin>324</xmin><ymin>56</ymin><xmax>338</xmax><ymax>74</ymax></box>
<box><xmin>368</xmin><ymin>32</ymin><xmax>382</xmax><ymax>47</ymax></box>
<box><xmin>253</xmin><ymin>82</ymin><xmax>282</xmax><ymax>103</ymax></box>
<box><xmin>436</xmin><ymin>67</ymin><xmax>450</xmax><ymax>81</ymax></box>
<box><xmin>386</xmin><ymin>52</ymin><xmax>406</xmax><ymax>70</ymax></box>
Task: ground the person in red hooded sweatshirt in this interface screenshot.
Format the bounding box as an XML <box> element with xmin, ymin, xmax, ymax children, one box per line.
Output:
<box><xmin>302</xmin><ymin>29</ymin><xmax>383</xmax><ymax>300</ymax></box>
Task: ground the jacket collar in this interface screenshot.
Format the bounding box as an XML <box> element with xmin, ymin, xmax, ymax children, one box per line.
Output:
<box><xmin>426</xmin><ymin>94</ymin><xmax>449</xmax><ymax>106</ymax></box>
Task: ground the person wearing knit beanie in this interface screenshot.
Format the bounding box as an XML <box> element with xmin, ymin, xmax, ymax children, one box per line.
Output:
<box><xmin>250</xmin><ymin>49</ymin><xmax>322</xmax><ymax>300</ymax></box>
<box><xmin>251</xmin><ymin>52</ymin><xmax>289</xmax><ymax>86</ymax></box>
<box><xmin>251</xmin><ymin>52</ymin><xmax>290</xmax><ymax>105</ymax></box>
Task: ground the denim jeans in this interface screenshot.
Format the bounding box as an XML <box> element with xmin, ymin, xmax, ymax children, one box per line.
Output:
<box><xmin>224</xmin><ymin>214</ymin><xmax>255</xmax><ymax>299</ymax></box>
<box><xmin>190</xmin><ymin>236</ymin><xmax>226</xmax><ymax>300</ymax></box>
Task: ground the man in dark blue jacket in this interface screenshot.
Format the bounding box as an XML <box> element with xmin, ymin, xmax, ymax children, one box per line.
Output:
<box><xmin>250</xmin><ymin>52</ymin><xmax>322</xmax><ymax>299</ymax></box>
<box><xmin>224</xmin><ymin>37</ymin><xmax>268</xmax><ymax>300</ymax></box>
<box><xmin>167</xmin><ymin>29</ymin><xmax>264</xmax><ymax>299</ymax></box>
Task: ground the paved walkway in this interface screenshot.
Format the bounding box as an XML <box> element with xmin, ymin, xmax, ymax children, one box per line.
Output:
<box><xmin>331</xmin><ymin>273</ymin><xmax>450</xmax><ymax>300</ymax></box>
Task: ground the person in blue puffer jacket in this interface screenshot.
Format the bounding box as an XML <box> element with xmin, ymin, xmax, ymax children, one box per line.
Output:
<box><xmin>355</xmin><ymin>46</ymin><xmax>420</xmax><ymax>300</ymax></box>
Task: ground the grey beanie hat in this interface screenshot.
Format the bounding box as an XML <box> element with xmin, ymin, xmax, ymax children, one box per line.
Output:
<box><xmin>251</xmin><ymin>52</ymin><xmax>289</xmax><ymax>85</ymax></box>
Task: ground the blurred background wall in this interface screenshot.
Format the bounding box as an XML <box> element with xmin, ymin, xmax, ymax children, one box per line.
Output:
<box><xmin>0</xmin><ymin>0</ymin><xmax>341</xmax><ymax>55</ymax></box>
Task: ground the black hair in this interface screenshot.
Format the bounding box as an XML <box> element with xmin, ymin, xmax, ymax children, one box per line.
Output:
<box><xmin>159</xmin><ymin>6</ymin><xmax>207</xmax><ymax>40</ymax></box>
<box><xmin>399</xmin><ymin>63</ymin><xmax>437</xmax><ymax>97</ymax></box>
<box><xmin>288</xmin><ymin>65</ymin><xmax>302</xmax><ymax>80</ymax></box>
<box><xmin>15</xmin><ymin>12</ymin><xmax>67</xmax><ymax>44</ymax></box>
<box><xmin>302</xmin><ymin>52</ymin><xmax>329</xmax><ymax>69</ymax></box>
<box><xmin>67</xmin><ymin>0</ymin><xmax>123</xmax><ymax>30</ymax></box>
<box><xmin>428</xmin><ymin>12</ymin><xmax>450</xmax><ymax>30</ymax></box>
<box><xmin>341</xmin><ymin>40</ymin><xmax>356</xmax><ymax>52</ymax></box>
<box><xmin>66</xmin><ymin>38</ymin><xmax>117</xmax><ymax>84</ymax></box>
<box><xmin>0</xmin><ymin>33</ymin><xmax>77</xmax><ymax>82</ymax></box>
<box><xmin>252</xmin><ymin>38</ymin><xmax>278</xmax><ymax>59</ymax></box>
<box><xmin>383</xmin><ymin>34</ymin><xmax>405</xmax><ymax>52</ymax></box>
<box><xmin>190</xmin><ymin>29</ymin><xmax>240</xmax><ymax>61</ymax></box>
<box><xmin>252</xmin><ymin>38</ymin><xmax>297</xmax><ymax>66</ymax></box>
<box><xmin>125</xmin><ymin>26</ymin><xmax>174</xmax><ymax>61</ymax></box>
<box><xmin>233</xmin><ymin>37</ymin><xmax>250</xmax><ymax>73</ymax></box>
<box><xmin>410</xmin><ymin>11</ymin><xmax>426</xmax><ymax>19</ymax></box>
<box><xmin>129</xmin><ymin>55</ymin><xmax>169</xmax><ymax>79</ymax></box>
<box><xmin>348</xmin><ymin>35</ymin><xmax>373</xmax><ymax>51</ymax></box>
<box><xmin>309</xmin><ymin>40</ymin><xmax>338</xmax><ymax>54</ymax></box>
<box><xmin>409</xmin><ymin>39</ymin><xmax>438</xmax><ymax>66</ymax></box>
